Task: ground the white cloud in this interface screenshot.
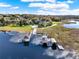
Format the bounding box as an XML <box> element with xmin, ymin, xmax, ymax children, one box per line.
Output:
<box><xmin>58</xmin><ymin>8</ymin><xmax>79</xmax><ymax>15</ymax></box>
<box><xmin>36</xmin><ymin>10</ymin><xmax>52</xmax><ymax>15</ymax></box>
<box><xmin>73</xmin><ymin>9</ymin><xmax>79</xmax><ymax>12</ymax></box>
<box><xmin>67</xmin><ymin>0</ymin><xmax>74</xmax><ymax>4</ymax></box>
<box><xmin>0</xmin><ymin>10</ymin><xmax>29</xmax><ymax>14</ymax></box>
<box><xmin>20</xmin><ymin>0</ymin><xmax>76</xmax><ymax>15</ymax></box>
<box><xmin>46</xmin><ymin>0</ymin><xmax>56</xmax><ymax>3</ymax></box>
<box><xmin>29</xmin><ymin>3</ymin><xmax>44</xmax><ymax>7</ymax></box>
<box><xmin>71</xmin><ymin>9</ymin><xmax>79</xmax><ymax>15</ymax></box>
<box><xmin>21</xmin><ymin>0</ymin><xmax>56</xmax><ymax>2</ymax></box>
<box><xmin>35</xmin><ymin>10</ymin><xmax>63</xmax><ymax>15</ymax></box>
<box><xmin>21</xmin><ymin>0</ymin><xmax>74</xmax><ymax>4</ymax></box>
<box><xmin>34</xmin><ymin>8</ymin><xmax>79</xmax><ymax>15</ymax></box>
<box><xmin>10</xmin><ymin>6</ymin><xmax>19</xmax><ymax>9</ymax></box>
<box><xmin>57</xmin><ymin>0</ymin><xmax>75</xmax><ymax>4</ymax></box>
<box><xmin>21</xmin><ymin>0</ymin><xmax>45</xmax><ymax>2</ymax></box>
<box><xmin>29</xmin><ymin>3</ymin><xmax>69</xmax><ymax>9</ymax></box>
<box><xmin>0</xmin><ymin>3</ymin><xmax>11</xmax><ymax>7</ymax></box>
<box><xmin>28</xmin><ymin>0</ymin><xmax>75</xmax><ymax>15</ymax></box>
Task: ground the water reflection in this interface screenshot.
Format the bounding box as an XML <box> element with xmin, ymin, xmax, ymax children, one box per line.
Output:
<box><xmin>0</xmin><ymin>32</ymin><xmax>54</xmax><ymax>59</ymax></box>
<box><xmin>23</xmin><ymin>42</ymin><xmax>29</xmax><ymax>46</ymax></box>
<box><xmin>42</xmin><ymin>43</ymin><xmax>48</xmax><ymax>48</ymax></box>
<box><xmin>0</xmin><ymin>32</ymin><xmax>79</xmax><ymax>59</ymax></box>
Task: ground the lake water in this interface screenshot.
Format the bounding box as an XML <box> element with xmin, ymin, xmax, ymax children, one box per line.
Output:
<box><xmin>0</xmin><ymin>32</ymin><xmax>78</xmax><ymax>59</ymax></box>
<box><xmin>64</xmin><ymin>21</ymin><xmax>79</xmax><ymax>28</ymax></box>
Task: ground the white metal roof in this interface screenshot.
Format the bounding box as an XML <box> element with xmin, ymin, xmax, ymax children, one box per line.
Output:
<box><xmin>51</xmin><ymin>38</ymin><xmax>57</xmax><ymax>43</ymax></box>
<box><xmin>32</xmin><ymin>25</ymin><xmax>38</xmax><ymax>28</ymax></box>
<box><xmin>32</xmin><ymin>28</ymin><xmax>37</xmax><ymax>34</ymax></box>
<box><xmin>57</xmin><ymin>44</ymin><xmax>64</xmax><ymax>50</ymax></box>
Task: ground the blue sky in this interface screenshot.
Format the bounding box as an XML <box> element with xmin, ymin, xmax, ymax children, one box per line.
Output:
<box><xmin>0</xmin><ymin>0</ymin><xmax>79</xmax><ymax>15</ymax></box>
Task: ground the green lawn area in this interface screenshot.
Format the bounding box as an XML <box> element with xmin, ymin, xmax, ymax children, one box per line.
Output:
<box><xmin>0</xmin><ymin>25</ymin><xmax>32</xmax><ymax>32</ymax></box>
<box><xmin>0</xmin><ymin>22</ymin><xmax>62</xmax><ymax>32</ymax></box>
<box><xmin>39</xmin><ymin>22</ymin><xmax>62</xmax><ymax>29</ymax></box>
<box><xmin>52</xmin><ymin>22</ymin><xmax>62</xmax><ymax>24</ymax></box>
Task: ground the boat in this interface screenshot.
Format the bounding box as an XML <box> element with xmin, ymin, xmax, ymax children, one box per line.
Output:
<box><xmin>9</xmin><ymin>25</ymin><xmax>37</xmax><ymax>43</ymax></box>
<box><xmin>10</xmin><ymin>33</ymin><xmax>26</xmax><ymax>43</ymax></box>
<box><xmin>22</xmin><ymin>33</ymin><xmax>30</xmax><ymax>43</ymax></box>
<box><xmin>57</xmin><ymin>44</ymin><xmax>64</xmax><ymax>50</ymax></box>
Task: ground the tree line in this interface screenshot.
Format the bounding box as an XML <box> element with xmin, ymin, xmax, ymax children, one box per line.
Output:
<box><xmin>0</xmin><ymin>14</ymin><xmax>79</xmax><ymax>27</ymax></box>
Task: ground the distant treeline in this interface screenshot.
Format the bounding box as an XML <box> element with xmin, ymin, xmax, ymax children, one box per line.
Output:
<box><xmin>0</xmin><ymin>14</ymin><xmax>79</xmax><ymax>27</ymax></box>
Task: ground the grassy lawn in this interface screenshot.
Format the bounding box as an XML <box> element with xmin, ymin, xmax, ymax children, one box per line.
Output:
<box><xmin>0</xmin><ymin>25</ymin><xmax>32</xmax><ymax>32</ymax></box>
<box><xmin>39</xmin><ymin>22</ymin><xmax>62</xmax><ymax>29</ymax></box>
<box><xmin>52</xmin><ymin>22</ymin><xmax>62</xmax><ymax>24</ymax></box>
<box><xmin>0</xmin><ymin>22</ymin><xmax>61</xmax><ymax>32</ymax></box>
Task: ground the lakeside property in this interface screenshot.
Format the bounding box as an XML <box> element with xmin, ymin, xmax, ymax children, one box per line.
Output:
<box><xmin>0</xmin><ymin>14</ymin><xmax>79</xmax><ymax>52</ymax></box>
<box><xmin>0</xmin><ymin>20</ymin><xmax>79</xmax><ymax>52</ymax></box>
<box><xmin>0</xmin><ymin>22</ymin><xmax>79</xmax><ymax>51</ymax></box>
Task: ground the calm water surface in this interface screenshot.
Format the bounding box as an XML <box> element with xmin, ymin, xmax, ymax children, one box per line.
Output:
<box><xmin>64</xmin><ymin>21</ymin><xmax>79</xmax><ymax>28</ymax></box>
<box><xmin>0</xmin><ymin>32</ymin><xmax>55</xmax><ymax>59</ymax></box>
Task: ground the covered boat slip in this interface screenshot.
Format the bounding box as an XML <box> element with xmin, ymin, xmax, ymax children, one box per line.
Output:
<box><xmin>10</xmin><ymin>32</ymin><xmax>30</xmax><ymax>43</ymax></box>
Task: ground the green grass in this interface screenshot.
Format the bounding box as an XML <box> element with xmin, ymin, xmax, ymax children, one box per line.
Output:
<box><xmin>0</xmin><ymin>22</ymin><xmax>62</xmax><ymax>32</ymax></box>
<box><xmin>0</xmin><ymin>25</ymin><xmax>32</xmax><ymax>32</ymax></box>
<box><xmin>39</xmin><ymin>22</ymin><xmax>61</xmax><ymax>29</ymax></box>
<box><xmin>52</xmin><ymin>22</ymin><xmax>61</xmax><ymax>24</ymax></box>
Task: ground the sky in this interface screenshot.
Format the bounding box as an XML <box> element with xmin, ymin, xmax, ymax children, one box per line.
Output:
<box><xmin>0</xmin><ymin>0</ymin><xmax>79</xmax><ymax>15</ymax></box>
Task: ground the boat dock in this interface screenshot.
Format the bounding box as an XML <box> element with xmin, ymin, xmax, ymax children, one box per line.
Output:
<box><xmin>9</xmin><ymin>25</ymin><xmax>64</xmax><ymax>50</ymax></box>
